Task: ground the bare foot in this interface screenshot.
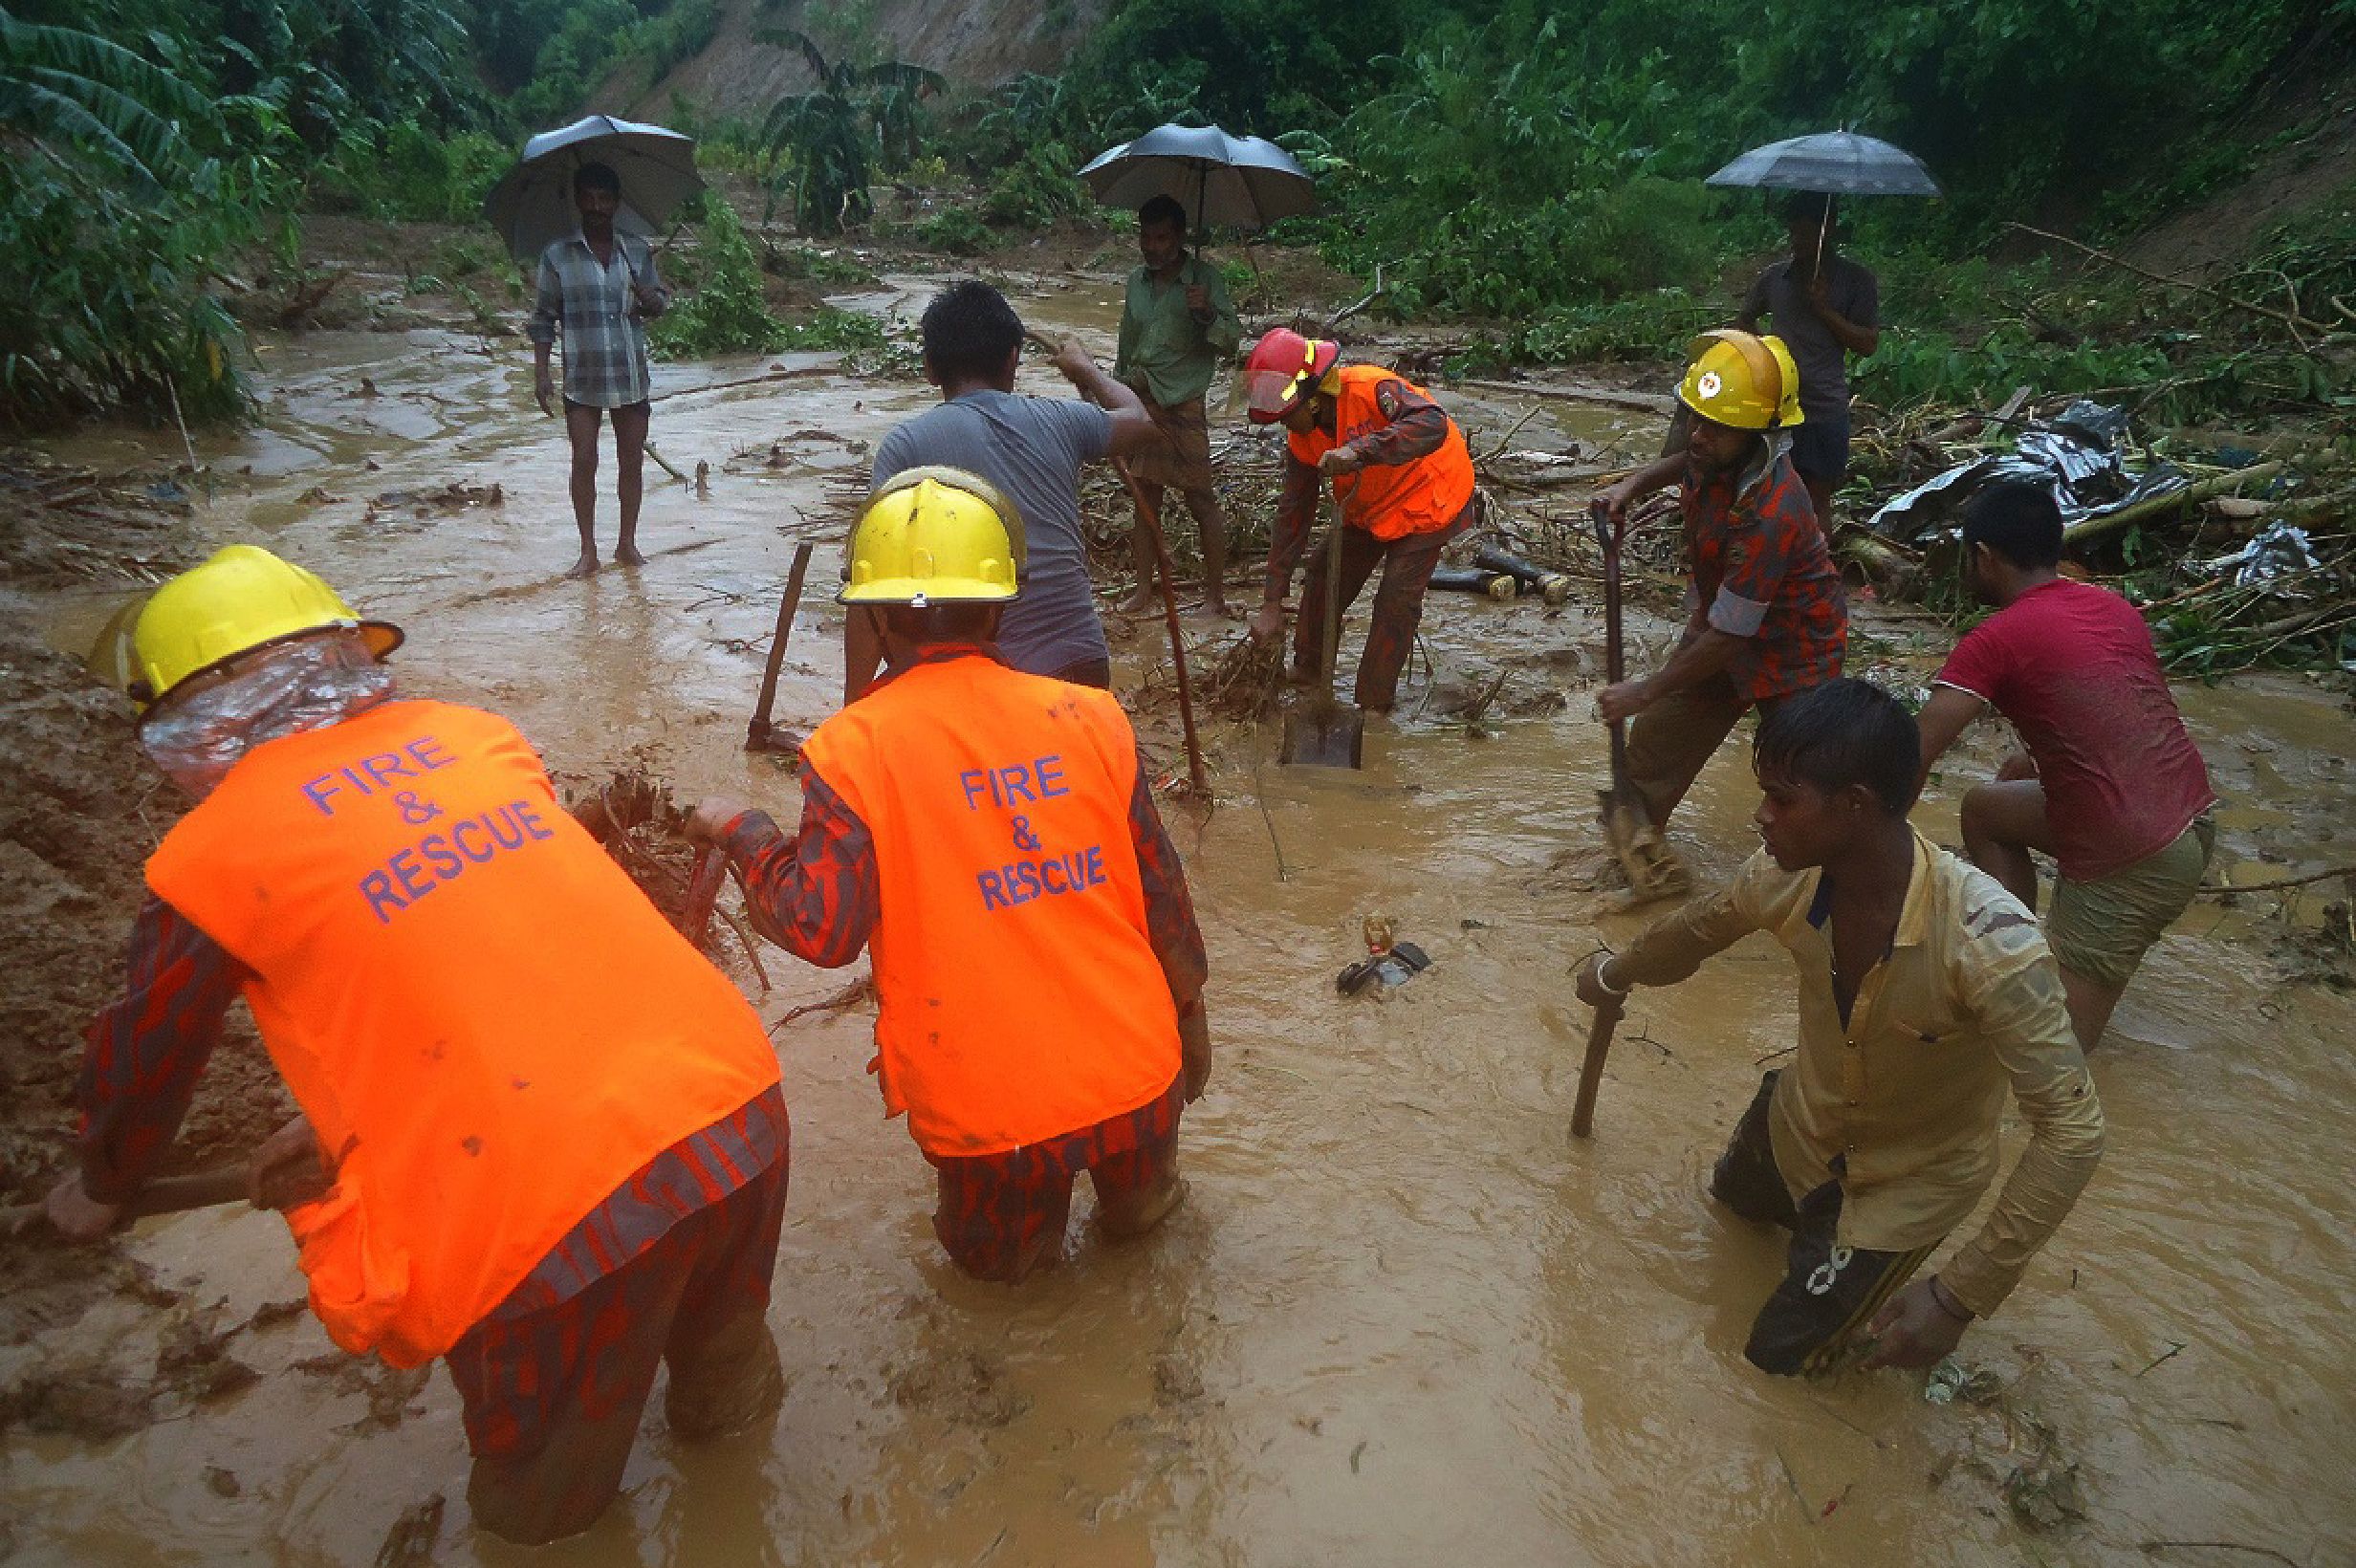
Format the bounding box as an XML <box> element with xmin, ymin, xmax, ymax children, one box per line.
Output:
<box><xmin>1116</xmin><ymin>586</ymin><xmax>1156</xmax><ymax>614</ymax></box>
<box><xmin>615</xmin><ymin>541</ymin><xmax>647</xmax><ymax>568</ymax></box>
<box><xmin>564</xmin><ymin>552</ymin><xmax>600</xmax><ymax>579</ymax></box>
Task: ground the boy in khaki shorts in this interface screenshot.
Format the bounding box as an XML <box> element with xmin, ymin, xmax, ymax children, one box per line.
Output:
<box><xmin>1916</xmin><ymin>482</ymin><xmax>2217</xmax><ymax>1051</ymax></box>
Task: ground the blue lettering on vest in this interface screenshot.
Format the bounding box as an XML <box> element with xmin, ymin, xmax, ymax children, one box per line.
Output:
<box><xmin>355</xmin><ymin>799</ymin><xmax>554</xmax><ymax>924</ymax></box>
<box><xmin>978</xmin><ymin>843</ymin><xmax>1112</xmax><ymax>912</ymax></box>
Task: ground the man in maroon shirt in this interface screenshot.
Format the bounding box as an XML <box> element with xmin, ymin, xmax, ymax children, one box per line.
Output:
<box><xmin>1916</xmin><ymin>481</ymin><xmax>2216</xmax><ymax>1051</ymax></box>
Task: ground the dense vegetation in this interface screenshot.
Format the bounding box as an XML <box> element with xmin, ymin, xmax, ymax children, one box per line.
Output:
<box><xmin>6</xmin><ymin>0</ymin><xmax>2352</xmax><ymax>428</ymax></box>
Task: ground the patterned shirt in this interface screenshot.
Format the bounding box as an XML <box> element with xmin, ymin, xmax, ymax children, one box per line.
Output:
<box><xmin>1266</xmin><ymin>376</ymin><xmax>1454</xmax><ymax>599</ymax></box>
<box><xmin>1682</xmin><ymin>442</ymin><xmax>1847</xmax><ymax>700</ymax></box>
<box><xmin>720</xmin><ymin>644</ymin><xmax>1210</xmax><ymax>1008</ymax></box>
<box><xmin>528</xmin><ymin>231</ymin><xmax>667</xmax><ymax>408</ymax></box>
<box><xmin>1612</xmin><ymin>832</ymin><xmax>2105</xmax><ymax>1318</ymax></box>
<box><xmin>1113</xmin><ymin>254</ymin><xmax>1241</xmax><ymax>409</ymax></box>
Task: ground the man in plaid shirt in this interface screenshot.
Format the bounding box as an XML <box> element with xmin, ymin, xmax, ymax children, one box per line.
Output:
<box><xmin>528</xmin><ymin>162</ymin><xmax>671</xmax><ymax>580</ymax></box>
<box><xmin>1596</xmin><ymin>332</ymin><xmax>1847</xmax><ymax>834</ymax></box>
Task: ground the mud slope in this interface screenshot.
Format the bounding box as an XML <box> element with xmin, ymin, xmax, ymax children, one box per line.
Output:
<box><xmin>603</xmin><ymin>0</ymin><xmax>1107</xmax><ymax>122</ymax></box>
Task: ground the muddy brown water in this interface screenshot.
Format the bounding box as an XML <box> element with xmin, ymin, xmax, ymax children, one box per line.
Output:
<box><xmin>4</xmin><ymin>279</ymin><xmax>2353</xmax><ymax>1566</ymax></box>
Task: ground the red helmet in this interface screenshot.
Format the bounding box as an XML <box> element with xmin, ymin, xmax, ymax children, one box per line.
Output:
<box><xmin>1243</xmin><ymin>329</ymin><xmax>1340</xmax><ymax>424</ymax></box>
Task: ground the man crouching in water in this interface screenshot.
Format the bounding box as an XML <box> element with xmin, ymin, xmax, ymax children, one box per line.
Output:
<box><xmin>1577</xmin><ymin>680</ymin><xmax>2104</xmax><ymax>1373</ymax></box>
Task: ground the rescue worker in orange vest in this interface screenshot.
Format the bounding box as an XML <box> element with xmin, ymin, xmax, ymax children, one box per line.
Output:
<box><xmin>686</xmin><ymin>467</ymin><xmax>1211</xmax><ymax>1284</ymax></box>
<box><xmin>41</xmin><ymin>546</ymin><xmax>789</xmax><ymax>1546</ymax></box>
<box><xmin>1241</xmin><ymin>328</ymin><xmax>1478</xmax><ymax>710</ymax></box>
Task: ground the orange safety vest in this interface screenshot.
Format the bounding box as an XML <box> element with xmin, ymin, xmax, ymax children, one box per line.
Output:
<box><xmin>1287</xmin><ymin>364</ymin><xmax>1476</xmax><ymax>540</ymax></box>
<box><xmin>796</xmin><ymin>655</ymin><xmax>1181</xmax><ymax>1158</ymax></box>
<box><xmin>145</xmin><ymin>700</ymin><xmax>780</xmax><ymax>1367</ymax></box>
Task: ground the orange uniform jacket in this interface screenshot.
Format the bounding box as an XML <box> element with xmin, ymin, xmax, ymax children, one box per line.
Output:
<box><xmin>146</xmin><ymin>700</ymin><xmax>780</xmax><ymax>1367</ymax></box>
<box><xmin>797</xmin><ymin>657</ymin><xmax>1182</xmax><ymax>1158</ymax></box>
<box><xmin>1287</xmin><ymin>364</ymin><xmax>1475</xmax><ymax>540</ymax></box>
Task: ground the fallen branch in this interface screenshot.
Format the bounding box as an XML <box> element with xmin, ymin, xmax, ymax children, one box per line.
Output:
<box><xmin>2196</xmin><ymin>862</ymin><xmax>2356</xmax><ymax>897</ymax></box>
<box><xmin>647</xmin><ymin>363</ymin><xmax>836</xmax><ymax>404</ymax></box>
<box><xmin>2004</xmin><ymin>223</ymin><xmax>2338</xmax><ymax>340</ymax></box>
<box><xmin>2137</xmin><ymin>1542</ymin><xmax>2302</xmax><ymax>1566</ymax></box>
<box><xmin>1325</xmin><ymin>262</ymin><xmax>1389</xmax><ymax>333</ymax></box>
<box><xmin>1459</xmin><ymin>377</ymin><xmax>1677</xmax><ymax>416</ymax></box>
<box><xmin>2063</xmin><ymin>462</ymin><xmax>2287</xmax><ymax>549</ymax></box>
<box><xmin>643</xmin><ymin>441</ymin><xmax>691</xmax><ymax>486</ymax></box>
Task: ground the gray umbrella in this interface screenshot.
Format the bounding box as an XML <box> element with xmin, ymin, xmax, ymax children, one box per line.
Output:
<box><xmin>481</xmin><ymin>114</ymin><xmax>706</xmax><ymax>264</ymax></box>
<box><xmin>1078</xmin><ymin>122</ymin><xmax>1317</xmax><ymax>231</ymax></box>
<box><xmin>1705</xmin><ymin>131</ymin><xmax>1942</xmax><ymax>198</ymax></box>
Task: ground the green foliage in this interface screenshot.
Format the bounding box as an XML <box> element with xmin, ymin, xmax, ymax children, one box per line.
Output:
<box><xmin>982</xmin><ymin>142</ymin><xmax>1089</xmax><ymax>229</ymax></box>
<box><xmin>752</xmin><ymin>28</ymin><xmax>943</xmax><ymax>234</ymax></box>
<box><xmin>647</xmin><ymin>192</ymin><xmax>787</xmax><ymax>355</ymax></box>
<box><xmin>762</xmin><ymin>241</ymin><xmax>877</xmax><ymax>287</ymax></box>
<box><xmin>319</xmin><ymin>119</ymin><xmax>505</xmax><ymax>222</ymax></box>
<box><xmin>1483</xmin><ymin>289</ymin><xmax>1726</xmax><ymax>370</ymax></box>
<box><xmin>0</xmin><ymin>5</ymin><xmax>253</xmax><ymax>426</ymax></box>
<box><xmin>912</xmin><ymin>206</ymin><xmax>992</xmax><ymax>256</ymax></box>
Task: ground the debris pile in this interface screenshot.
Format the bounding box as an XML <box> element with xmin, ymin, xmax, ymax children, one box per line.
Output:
<box><xmin>570</xmin><ymin>769</ymin><xmax>770</xmax><ymax>990</ymax></box>
<box><xmin>1845</xmin><ymin>395</ymin><xmax>2351</xmax><ymax>676</ymax></box>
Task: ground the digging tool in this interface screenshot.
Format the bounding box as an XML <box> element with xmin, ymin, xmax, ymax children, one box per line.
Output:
<box><xmin>746</xmin><ymin>540</ymin><xmax>816</xmax><ymax>754</ymax></box>
<box><xmin>1569</xmin><ymin>986</ymin><xmax>1625</xmax><ymax>1139</ymax></box>
<box><xmin>1020</xmin><ymin>328</ymin><xmax>1209</xmax><ymax>794</ymax></box>
<box><xmin>1278</xmin><ymin>502</ymin><xmax>1365</xmax><ymax>768</ymax></box>
<box><xmin>1113</xmin><ymin>459</ymin><xmax>1210</xmax><ymax>794</ymax></box>
<box><xmin>1</xmin><ymin>1157</ymin><xmax>327</xmax><ymax>1238</ymax></box>
<box><xmin>1473</xmin><ymin>542</ymin><xmax>1574</xmax><ymax>605</ymax></box>
<box><xmin>1592</xmin><ymin>501</ymin><xmax>1688</xmax><ymax>900</ymax></box>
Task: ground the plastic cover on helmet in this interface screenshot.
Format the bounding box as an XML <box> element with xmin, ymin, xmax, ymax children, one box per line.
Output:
<box><xmin>1242</xmin><ymin>329</ymin><xmax>1337</xmax><ymax>424</ymax></box>
<box><xmin>139</xmin><ymin>632</ymin><xmax>397</xmax><ymax>797</ymax></box>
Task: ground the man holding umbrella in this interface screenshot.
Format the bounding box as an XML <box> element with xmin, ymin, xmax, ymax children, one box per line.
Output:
<box><xmin>529</xmin><ymin>161</ymin><xmax>672</xmax><ymax>579</ymax></box>
<box><xmin>1114</xmin><ymin>194</ymin><xmax>1242</xmax><ymax>618</ymax></box>
<box><xmin>1737</xmin><ymin>192</ymin><xmax>1880</xmax><ymax>525</ymax></box>
<box><xmin>1705</xmin><ymin>131</ymin><xmax>1936</xmax><ymax>526</ymax></box>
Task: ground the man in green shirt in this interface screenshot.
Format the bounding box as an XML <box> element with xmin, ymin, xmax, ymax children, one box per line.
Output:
<box><xmin>1114</xmin><ymin>194</ymin><xmax>1242</xmax><ymax>617</ymax></box>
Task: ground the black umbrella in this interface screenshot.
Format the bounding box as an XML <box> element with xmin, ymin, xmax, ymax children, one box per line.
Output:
<box><xmin>1705</xmin><ymin>131</ymin><xmax>1942</xmax><ymax>198</ymax></box>
<box><xmin>1078</xmin><ymin>122</ymin><xmax>1317</xmax><ymax>232</ymax></box>
<box><xmin>481</xmin><ymin>114</ymin><xmax>705</xmax><ymax>264</ymax></box>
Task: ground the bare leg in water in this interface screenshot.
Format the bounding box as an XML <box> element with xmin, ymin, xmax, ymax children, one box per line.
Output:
<box><xmin>563</xmin><ymin>401</ymin><xmax>603</xmax><ymax>579</ymax></box>
<box><xmin>611</xmin><ymin>401</ymin><xmax>649</xmax><ymax>568</ymax></box>
<box><xmin>1958</xmin><ymin>773</ymin><xmax>2127</xmax><ymax>1051</ymax></box>
<box><xmin>562</xmin><ymin>401</ymin><xmax>651</xmax><ymax>577</ymax></box>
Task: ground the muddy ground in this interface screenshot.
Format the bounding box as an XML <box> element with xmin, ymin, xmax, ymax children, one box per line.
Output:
<box><xmin>2</xmin><ymin>242</ymin><xmax>2353</xmax><ymax>1567</ymax></box>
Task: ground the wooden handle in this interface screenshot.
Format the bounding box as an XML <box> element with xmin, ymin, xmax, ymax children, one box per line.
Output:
<box><xmin>1114</xmin><ymin>460</ymin><xmax>1210</xmax><ymax>795</ymax></box>
<box><xmin>1570</xmin><ymin>991</ymin><xmax>1625</xmax><ymax>1140</ymax></box>
<box><xmin>1</xmin><ymin>1162</ymin><xmax>301</xmax><ymax>1237</ymax></box>
<box><xmin>748</xmin><ymin>541</ymin><xmax>817</xmax><ymax>741</ymax></box>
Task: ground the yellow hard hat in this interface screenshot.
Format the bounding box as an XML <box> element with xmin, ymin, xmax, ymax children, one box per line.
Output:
<box><xmin>1677</xmin><ymin>330</ymin><xmax>1805</xmax><ymax>431</ymax></box>
<box><xmin>841</xmin><ymin>466</ymin><xmax>1027</xmax><ymax>605</ymax></box>
<box><xmin>112</xmin><ymin>544</ymin><xmax>403</xmax><ymax>709</ymax></box>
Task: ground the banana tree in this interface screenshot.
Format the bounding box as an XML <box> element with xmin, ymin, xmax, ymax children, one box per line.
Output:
<box><xmin>753</xmin><ymin>27</ymin><xmax>942</xmax><ymax>232</ymax></box>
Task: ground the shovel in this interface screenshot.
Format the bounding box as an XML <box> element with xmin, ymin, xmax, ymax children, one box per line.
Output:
<box><xmin>745</xmin><ymin>539</ymin><xmax>817</xmax><ymax>754</ymax></box>
<box><xmin>1593</xmin><ymin>502</ymin><xmax>1688</xmax><ymax>901</ymax></box>
<box><xmin>1278</xmin><ymin>505</ymin><xmax>1365</xmax><ymax>768</ymax></box>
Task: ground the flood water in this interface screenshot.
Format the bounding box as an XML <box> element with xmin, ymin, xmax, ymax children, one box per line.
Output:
<box><xmin>5</xmin><ymin>279</ymin><xmax>2354</xmax><ymax>1567</ymax></box>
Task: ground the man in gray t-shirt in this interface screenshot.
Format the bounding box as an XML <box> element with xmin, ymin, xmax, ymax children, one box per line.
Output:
<box><xmin>1738</xmin><ymin>193</ymin><xmax>1881</xmax><ymax>525</ymax></box>
<box><xmin>848</xmin><ymin>280</ymin><xmax>1162</xmax><ymax>701</ymax></box>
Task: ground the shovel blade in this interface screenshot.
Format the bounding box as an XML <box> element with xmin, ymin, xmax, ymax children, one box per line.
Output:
<box><xmin>1280</xmin><ymin>703</ymin><xmax>1366</xmax><ymax>768</ymax></box>
<box><xmin>1598</xmin><ymin>784</ymin><xmax>1689</xmax><ymax>902</ymax></box>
